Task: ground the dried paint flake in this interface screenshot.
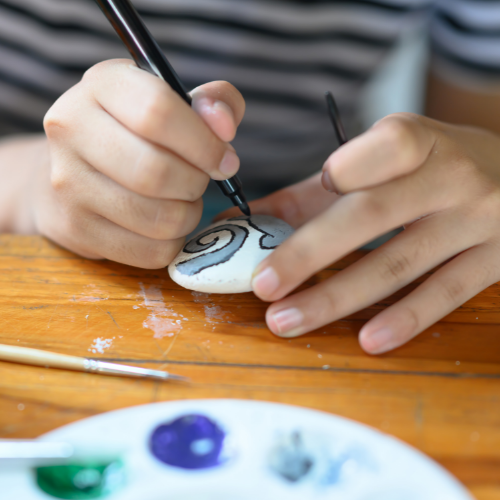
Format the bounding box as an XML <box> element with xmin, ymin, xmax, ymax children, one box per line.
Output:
<box><xmin>191</xmin><ymin>291</ymin><xmax>211</xmax><ymax>304</ymax></box>
<box><xmin>204</xmin><ymin>305</ymin><xmax>229</xmax><ymax>323</ymax></box>
<box><xmin>88</xmin><ymin>337</ymin><xmax>114</xmax><ymax>354</ymax></box>
<box><xmin>76</xmin><ymin>284</ymin><xmax>109</xmax><ymax>302</ymax></box>
<box><xmin>138</xmin><ymin>283</ymin><xmax>183</xmax><ymax>339</ymax></box>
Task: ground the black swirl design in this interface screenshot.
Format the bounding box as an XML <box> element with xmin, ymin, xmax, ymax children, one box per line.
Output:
<box><xmin>175</xmin><ymin>224</ymin><xmax>249</xmax><ymax>276</ymax></box>
<box><xmin>229</xmin><ymin>215</ymin><xmax>292</xmax><ymax>249</ymax></box>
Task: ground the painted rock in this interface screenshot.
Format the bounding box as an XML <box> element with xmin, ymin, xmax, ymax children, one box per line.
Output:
<box><xmin>168</xmin><ymin>215</ymin><xmax>294</xmax><ymax>294</ymax></box>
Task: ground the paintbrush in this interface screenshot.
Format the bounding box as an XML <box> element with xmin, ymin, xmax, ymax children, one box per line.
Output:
<box><xmin>0</xmin><ymin>440</ymin><xmax>74</xmax><ymax>467</ymax></box>
<box><xmin>0</xmin><ymin>343</ymin><xmax>187</xmax><ymax>381</ymax></box>
<box><xmin>325</xmin><ymin>91</ymin><xmax>348</xmax><ymax>146</ymax></box>
<box><xmin>0</xmin><ymin>440</ymin><xmax>125</xmax><ymax>467</ymax></box>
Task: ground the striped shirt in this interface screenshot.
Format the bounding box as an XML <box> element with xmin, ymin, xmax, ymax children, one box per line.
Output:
<box><xmin>0</xmin><ymin>0</ymin><xmax>499</xmax><ymax>187</ymax></box>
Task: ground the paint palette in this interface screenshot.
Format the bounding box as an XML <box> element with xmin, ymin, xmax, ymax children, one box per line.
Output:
<box><xmin>1</xmin><ymin>400</ymin><xmax>472</xmax><ymax>500</ymax></box>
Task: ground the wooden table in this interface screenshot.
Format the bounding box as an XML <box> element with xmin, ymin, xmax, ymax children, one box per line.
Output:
<box><xmin>0</xmin><ymin>235</ymin><xmax>498</xmax><ymax>499</ymax></box>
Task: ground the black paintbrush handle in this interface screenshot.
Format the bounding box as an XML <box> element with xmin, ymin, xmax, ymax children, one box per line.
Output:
<box><xmin>325</xmin><ymin>91</ymin><xmax>348</xmax><ymax>146</ymax></box>
<box><xmin>94</xmin><ymin>0</ymin><xmax>190</xmax><ymax>103</ymax></box>
<box><xmin>94</xmin><ymin>0</ymin><xmax>250</xmax><ymax>215</ymax></box>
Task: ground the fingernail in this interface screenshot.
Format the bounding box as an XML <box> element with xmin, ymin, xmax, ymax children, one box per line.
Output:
<box><xmin>321</xmin><ymin>170</ymin><xmax>336</xmax><ymax>193</ymax></box>
<box><xmin>268</xmin><ymin>308</ymin><xmax>304</xmax><ymax>337</ymax></box>
<box><xmin>362</xmin><ymin>327</ymin><xmax>394</xmax><ymax>354</ymax></box>
<box><xmin>219</xmin><ymin>149</ymin><xmax>240</xmax><ymax>176</ymax></box>
<box><xmin>252</xmin><ymin>267</ymin><xmax>280</xmax><ymax>298</ymax></box>
<box><xmin>193</xmin><ymin>97</ymin><xmax>232</xmax><ymax>118</ymax></box>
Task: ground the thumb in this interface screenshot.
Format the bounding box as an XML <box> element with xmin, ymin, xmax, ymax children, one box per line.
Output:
<box><xmin>215</xmin><ymin>172</ymin><xmax>339</xmax><ymax>228</ymax></box>
<box><xmin>190</xmin><ymin>81</ymin><xmax>246</xmax><ymax>143</ymax></box>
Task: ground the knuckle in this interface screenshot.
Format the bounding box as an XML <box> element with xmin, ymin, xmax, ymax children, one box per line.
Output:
<box><xmin>354</xmin><ymin>192</ymin><xmax>388</xmax><ymax>222</ymax></box>
<box><xmin>135</xmin><ymin>85</ymin><xmax>174</xmax><ymax>138</ymax></box>
<box><xmin>378</xmin><ymin>250</ymin><xmax>412</xmax><ymax>282</ymax></box>
<box><xmin>82</xmin><ymin>62</ymin><xmax>102</xmax><ymax>83</ymax></box>
<box><xmin>50</xmin><ymin>162</ymin><xmax>71</xmax><ymax>193</ymax></box>
<box><xmin>161</xmin><ymin>202</ymin><xmax>190</xmax><ymax>235</ymax></box>
<box><xmin>286</xmin><ymin>238</ymin><xmax>314</xmax><ymax>266</ymax></box>
<box><xmin>379</xmin><ymin>115</ymin><xmax>419</xmax><ymax>163</ymax></box>
<box><xmin>141</xmin><ymin>240</ymin><xmax>181</xmax><ymax>269</ymax></box>
<box><xmin>133</xmin><ymin>150</ymin><xmax>170</xmax><ymax>197</ymax></box>
<box><xmin>151</xmin><ymin>201</ymin><xmax>191</xmax><ymax>240</ymax></box>
<box><xmin>43</xmin><ymin>106</ymin><xmax>67</xmax><ymax>140</ymax></box>
<box><xmin>439</xmin><ymin>277</ymin><xmax>465</xmax><ymax>304</ymax></box>
<box><xmin>400</xmin><ymin>306</ymin><xmax>420</xmax><ymax>335</ymax></box>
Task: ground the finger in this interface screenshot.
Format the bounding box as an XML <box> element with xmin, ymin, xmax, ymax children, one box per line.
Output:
<box><xmin>38</xmin><ymin>196</ymin><xmax>185</xmax><ymax>268</ymax></box>
<box><xmin>263</xmin><ymin>209</ymin><xmax>483</xmax><ymax>338</ymax></box>
<box><xmin>73</xmin><ymin>215</ymin><xmax>185</xmax><ymax>268</ymax></box>
<box><xmin>215</xmin><ymin>173</ymin><xmax>339</xmax><ymax>228</ymax></box>
<box><xmin>51</xmin><ymin>158</ymin><xmax>203</xmax><ymax>240</ymax></box>
<box><xmin>62</xmin><ymin>101</ymin><xmax>209</xmax><ymax>201</ymax></box>
<box><xmin>322</xmin><ymin>113</ymin><xmax>436</xmax><ymax>194</ymax></box>
<box><xmin>83</xmin><ymin>59</ymin><xmax>240</xmax><ymax>180</ymax></box>
<box><xmin>252</xmin><ymin>151</ymin><xmax>455</xmax><ymax>302</ymax></box>
<box><xmin>359</xmin><ymin>242</ymin><xmax>500</xmax><ymax>354</ymax></box>
<box><xmin>191</xmin><ymin>80</ymin><xmax>245</xmax><ymax>143</ymax></box>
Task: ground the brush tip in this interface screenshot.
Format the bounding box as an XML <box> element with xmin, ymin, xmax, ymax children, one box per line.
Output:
<box><xmin>239</xmin><ymin>202</ymin><xmax>251</xmax><ymax>217</ymax></box>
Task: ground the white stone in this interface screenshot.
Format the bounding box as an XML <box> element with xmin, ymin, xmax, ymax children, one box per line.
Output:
<box><xmin>168</xmin><ymin>215</ymin><xmax>294</xmax><ymax>294</ymax></box>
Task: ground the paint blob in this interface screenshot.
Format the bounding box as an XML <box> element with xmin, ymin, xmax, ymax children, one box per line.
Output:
<box><xmin>168</xmin><ymin>215</ymin><xmax>294</xmax><ymax>293</ymax></box>
<box><xmin>36</xmin><ymin>460</ymin><xmax>124</xmax><ymax>499</ymax></box>
<box><xmin>150</xmin><ymin>414</ymin><xmax>227</xmax><ymax>469</ymax></box>
<box><xmin>268</xmin><ymin>432</ymin><xmax>315</xmax><ymax>483</ymax></box>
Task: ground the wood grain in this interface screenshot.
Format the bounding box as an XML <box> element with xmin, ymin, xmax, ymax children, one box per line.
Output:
<box><xmin>0</xmin><ymin>235</ymin><xmax>499</xmax><ymax>499</ymax></box>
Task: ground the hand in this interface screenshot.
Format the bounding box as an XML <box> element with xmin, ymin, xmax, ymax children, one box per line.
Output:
<box><xmin>246</xmin><ymin>113</ymin><xmax>500</xmax><ymax>354</ymax></box>
<box><xmin>34</xmin><ymin>59</ymin><xmax>245</xmax><ymax>267</ymax></box>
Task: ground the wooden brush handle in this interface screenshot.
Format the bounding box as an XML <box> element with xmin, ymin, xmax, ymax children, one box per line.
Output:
<box><xmin>0</xmin><ymin>344</ymin><xmax>86</xmax><ymax>371</ymax></box>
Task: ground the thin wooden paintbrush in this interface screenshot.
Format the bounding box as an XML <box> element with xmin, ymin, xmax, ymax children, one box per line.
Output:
<box><xmin>0</xmin><ymin>343</ymin><xmax>187</xmax><ymax>381</ymax></box>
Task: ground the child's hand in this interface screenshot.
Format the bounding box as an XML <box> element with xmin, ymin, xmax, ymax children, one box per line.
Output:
<box><xmin>247</xmin><ymin>113</ymin><xmax>500</xmax><ymax>354</ymax></box>
<box><xmin>35</xmin><ymin>59</ymin><xmax>245</xmax><ymax>267</ymax></box>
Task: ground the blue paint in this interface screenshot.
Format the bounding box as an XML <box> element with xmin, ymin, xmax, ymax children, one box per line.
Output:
<box><xmin>150</xmin><ymin>414</ymin><xmax>226</xmax><ymax>469</ymax></box>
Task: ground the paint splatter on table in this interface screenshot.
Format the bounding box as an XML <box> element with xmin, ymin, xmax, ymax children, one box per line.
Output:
<box><xmin>0</xmin><ymin>235</ymin><xmax>499</xmax><ymax>499</ymax></box>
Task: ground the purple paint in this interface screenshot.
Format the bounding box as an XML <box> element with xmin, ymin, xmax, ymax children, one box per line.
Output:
<box><xmin>150</xmin><ymin>414</ymin><xmax>226</xmax><ymax>469</ymax></box>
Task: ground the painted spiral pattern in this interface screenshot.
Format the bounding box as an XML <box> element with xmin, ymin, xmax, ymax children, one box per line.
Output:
<box><xmin>175</xmin><ymin>224</ymin><xmax>249</xmax><ymax>276</ymax></box>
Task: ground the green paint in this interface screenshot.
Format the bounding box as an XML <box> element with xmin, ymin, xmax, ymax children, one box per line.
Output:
<box><xmin>36</xmin><ymin>460</ymin><xmax>125</xmax><ymax>499</ymax></box>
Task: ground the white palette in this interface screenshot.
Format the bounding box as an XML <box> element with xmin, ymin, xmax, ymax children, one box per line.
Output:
<box><xmin>0</xmin><ymin>400</ymin><xmax>472</xmax><ymax>500</ymax></box>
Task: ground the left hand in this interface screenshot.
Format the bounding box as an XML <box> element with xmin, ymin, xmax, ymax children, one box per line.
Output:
<box><xmin>222</xmin><ymin>113</ymin><xmax>500</xmax><ymax>354</ymax></box>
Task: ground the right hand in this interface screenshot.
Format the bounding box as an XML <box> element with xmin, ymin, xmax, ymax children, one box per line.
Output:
<box><xmin>36</xmin><ymin>59</ymin><xmax>245</xmax><ymax>267</ymax></box>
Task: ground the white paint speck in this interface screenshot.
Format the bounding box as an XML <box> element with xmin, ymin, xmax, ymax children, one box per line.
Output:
<box><xmin>204</xmin><ymin>305</ymin><xmax>228</xmax><ymax>323</ymax></box>
<box><xmin>18</xmin><ymin>404</ymin><xmax>25</xmax><ymax>411</ymax></box>
<box><xmin>323</xmin><ymin>365</ymin><xmax>330</xmax><ymax>369</ymax></box>
<box><xmin>456</xmin><ymin>361</ymin><xmax>460</xmax><ymax>366</ymax></box>
<box><xmin>88</xmin><ymin>337</ymin><xmax>114</xmax><ymax>354</ymax></box>
<box><xmin>138</xmin><ymin>283</ymin><xmax>182</xmax><ymax>339</ymax></box>
<box><xmin>85</xmin><ymin>315</ymin><xmax>89</xmax><ymax>320</ymax></box>
<box><xmin>77</xmin><ymin>284</ymin><xmax>109</xmax><ymax>302</ymax></box>
<box><xmin>307</xmin><ymin>344</ymin><xmax>310</xmax><ymax>348</ymax></box>
<box><xmin>133</xmin><ymin>305</ymin><xmax>139</xmax><ymax>310</ymax></box>
<box><xmin>318</xmin><ymin>354</ymin><xmax>322</xmax><ymax>358</ymax></box>
<box><xmin>191</xmin><ymin>291</ymin><xmax>211</xmax><ymax>304</ymax></box>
